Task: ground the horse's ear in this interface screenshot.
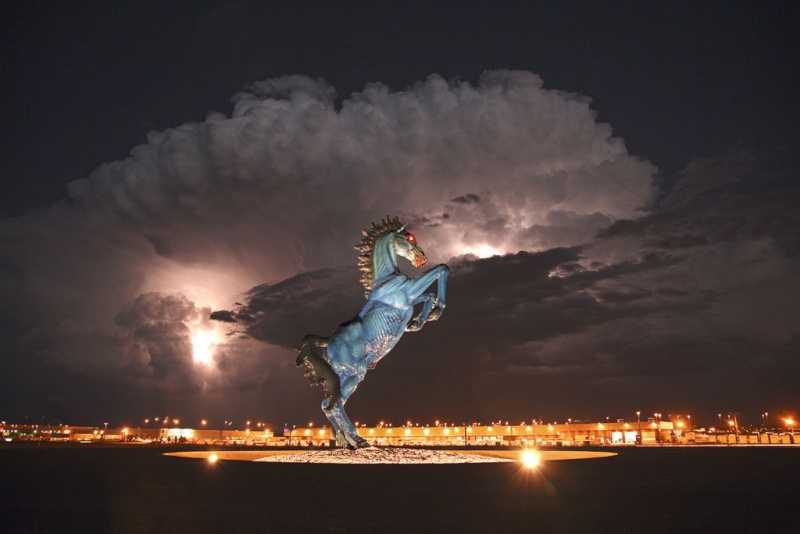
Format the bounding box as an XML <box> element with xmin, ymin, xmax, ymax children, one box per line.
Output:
<box><xmin>398</xmin><ymin>224</ymin><xmax>406</xmax><ymax>232</ymax></box>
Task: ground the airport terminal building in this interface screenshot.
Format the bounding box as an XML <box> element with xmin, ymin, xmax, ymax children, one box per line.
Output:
<box><xmin>4</xmin><ymin>419</ymin><xmax>798</xmax><ymax>447</ymax></box>
<box><xmin>288</xmin><ymin>420</ymin><xmax>668</xmax><ymax>447</ymax></box>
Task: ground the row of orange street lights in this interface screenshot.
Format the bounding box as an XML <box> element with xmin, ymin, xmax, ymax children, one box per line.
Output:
<box><xmin>143</xmin><ymin>417</ymin><xmax>180</xmax><ymax>426</ymax></box>
<box><xmin>140</xmin><ymin>418</ymin><xmax>274</xmax><ymax>430</ymax></box>
<box><xmin>129</xmin><ymin>413</ymin><xmax>796</xmax><ymax>434</ymax></box>
<box><xmin>3</xmin><ymin>409</ymin><xmax>794</xmax><ymax>432</ymax></box>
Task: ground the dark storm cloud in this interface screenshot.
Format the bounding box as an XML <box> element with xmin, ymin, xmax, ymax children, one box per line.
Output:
<box><xmin>229</xmin><ymin>226</ymin><xmax>785</xmax><ymax>423</ymax></box>
<box><xmin>224</xmin><ymin>244</ymin><xmax>708</xmax><ymax>388</ymax></box>
<box><xmin>519</xmin><ymin>150</ymin><xmax>800</xmax><ymax>406</ymax></box>
<box><xmin>598</xmin><ymin>151</ymin><xmax>800</xmax><ymax>255</ymax></box>
<box><xmin>451</xmin><ymin>193</ymin><xmax>481</xmax><ymax>204</ymax></box>
<box><xmin>226</xmin><ymin>248</ymin><xmax>584</xmax><ymax>348</ymax></box>
<box><xmin>227</xmin><ymin>268</ymin><xmax>363</xmax><ymax>347</ymax></box>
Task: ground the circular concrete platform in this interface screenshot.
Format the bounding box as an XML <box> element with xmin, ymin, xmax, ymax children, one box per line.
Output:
<box><xmin>165</xmin><ymin>448</ymin><xmax>616</xmax><ymax>464</ymax></box>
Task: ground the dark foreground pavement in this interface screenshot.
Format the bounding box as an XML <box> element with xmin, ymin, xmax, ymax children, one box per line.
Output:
<box><xmin>1</xmin><ymin>443</ymin><xmax>798</xmax><ymax>533</ymax></box>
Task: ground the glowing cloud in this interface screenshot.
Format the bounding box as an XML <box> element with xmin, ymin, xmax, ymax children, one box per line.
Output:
<box><xmin>191</xmin><ymin>328</ymin><xmax>222</xmax><ymax>366</ymax></box>
<box><xmin>461</xmin><ymin>243</ymin><xmax>503</xmax><ymax>259</ymax></box>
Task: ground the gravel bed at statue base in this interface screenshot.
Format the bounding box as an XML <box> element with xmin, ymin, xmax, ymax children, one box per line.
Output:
<box><xmin>254</xmin><ymin>447</ymin><xmax>514</xmax><ymax>464</ymax></box>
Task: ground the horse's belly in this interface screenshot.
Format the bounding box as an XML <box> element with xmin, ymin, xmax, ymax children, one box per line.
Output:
<box><xmin>326</xmin><ymin>306</ymin><xmax>409</xmax><ymax>373</ymax></box>
<box><xmin>326</xmin><ymin>323</ymin><xmax>366</xmax><ymax>375</ymax></box>
<box><xmin>361</xmin><ymin>309</ymin><xmax>408</xmax><ymax>359</ymax></box>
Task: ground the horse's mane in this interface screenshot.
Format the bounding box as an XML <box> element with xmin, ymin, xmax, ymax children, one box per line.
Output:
<box><xmin>355</xmin><ymin>216</ymin><xmax>404</xmax><ymax>298</ymax></box>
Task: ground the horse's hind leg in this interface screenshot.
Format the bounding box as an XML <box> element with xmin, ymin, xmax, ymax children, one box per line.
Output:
<box><xmin>322</xmin><ymin>401</ymin><xmax>352</xmax><ymax>449</ymax></box>
<box><xmin>324</xmin><ymin>400</ymin><xmax>369</xmax><ymax>449</ymax></box>
<box><xmin>323</xmin><ymin>375</ymin><xmax>369</xmax><ymax>449</ymax></box>
<box><xmin>321</xmin><ymin>402</ymin><xmax>345</xmax><ymax>445</ymax></box>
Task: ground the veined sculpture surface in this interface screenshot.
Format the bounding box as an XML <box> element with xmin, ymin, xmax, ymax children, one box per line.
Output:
<box><xmin>296</xmin><ymin>217</ymin><xmax>449</xmax><ymax>449</ymax></box>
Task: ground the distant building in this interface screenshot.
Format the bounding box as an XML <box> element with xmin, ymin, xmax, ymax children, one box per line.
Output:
<box><xmin>287</xmin><ymin>421</ymin><xmax>672</xmax><ymax>447</ymax></box>
<box><xmin>3</xmin><ymin>420</ymin><xmax>798</xmax><ymax>446</ymax></box>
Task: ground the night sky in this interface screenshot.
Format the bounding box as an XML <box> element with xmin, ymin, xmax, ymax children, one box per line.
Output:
<box><xmin>1</xmin><ymin>1</ymin><xmax>798</xmax><ymax>430</ymax></box>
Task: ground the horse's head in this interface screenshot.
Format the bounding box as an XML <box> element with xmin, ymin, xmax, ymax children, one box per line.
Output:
<box><xmin>394</xmin><ymin>228</ymin><xmax>427</xmax><ymax>268</ymax></box>
<box><xmin>357</xmin><ymin>217</ymin><xmax>428</xmax><ymax>297</ymax></box>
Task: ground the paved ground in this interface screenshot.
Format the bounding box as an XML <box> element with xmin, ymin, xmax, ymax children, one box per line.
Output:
<box><xmin>1</xmin><ymin>443</ymin><xmax>798</xmax><ymax>532</ymax></box>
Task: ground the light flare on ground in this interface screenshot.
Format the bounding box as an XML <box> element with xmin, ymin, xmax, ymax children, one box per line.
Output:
<box><xmin>521</xmin><ymin>449</ymin><xmax>541</xmax><ymax>469</ymax></box>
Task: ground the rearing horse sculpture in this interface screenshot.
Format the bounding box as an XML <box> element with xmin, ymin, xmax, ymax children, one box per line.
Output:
<box><xmin>296</xmin><ymin>217</ymin><xmax>449</xmax><ymax>449</ymax></box>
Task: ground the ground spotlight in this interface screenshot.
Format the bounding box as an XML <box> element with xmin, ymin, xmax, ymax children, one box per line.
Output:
<box><xmin>521</xmin><ymin>450</ymin><xmax>540</xmax><ymax>469</ymax></box>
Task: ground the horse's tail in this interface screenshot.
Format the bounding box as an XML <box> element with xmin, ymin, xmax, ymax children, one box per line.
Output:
<box><xmin>295</xmin><ymin>335</ymin><xmax>340</xmax><ymax>408</ymax></box>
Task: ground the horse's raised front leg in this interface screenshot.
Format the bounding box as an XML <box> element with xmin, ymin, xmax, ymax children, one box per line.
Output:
<box><xmin>406</xmin><ymin>292</ymin><xmax>435</xmax><ymax>332</ymax></box>
<box><xmin>405</xmin><ymin>264</ymin><xmax>449</xmax><ymax>329</ymax></box>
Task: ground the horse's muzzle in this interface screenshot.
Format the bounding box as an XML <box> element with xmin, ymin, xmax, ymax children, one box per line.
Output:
<box><xmin>412</xmin><ymin>249</ymin><xmax>427</xmax><ymax>268</ymax></box>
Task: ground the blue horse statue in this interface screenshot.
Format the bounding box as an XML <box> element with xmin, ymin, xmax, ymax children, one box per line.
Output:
<box><xmin>296</xmin><ymin>217</ymin><xmax>449</xmax><ymax>449</ymax></box>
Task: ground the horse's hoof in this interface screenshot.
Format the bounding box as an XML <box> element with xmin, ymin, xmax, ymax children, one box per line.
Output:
<box><xmin>427</xmin><ymin>307</ymin><xmax>443</xmax><ymax>321</ymax></box>
<box><xmin>334</xmin><ymin>431</ymin><xmax>351</xmax><ymax>449</ymax></box>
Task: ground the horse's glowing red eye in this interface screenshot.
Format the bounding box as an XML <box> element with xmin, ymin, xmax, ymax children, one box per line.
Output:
<box><xmin>407</xmin><ymin>234</ymin><xmax>415</xmax><ymax>243</ymax></box>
